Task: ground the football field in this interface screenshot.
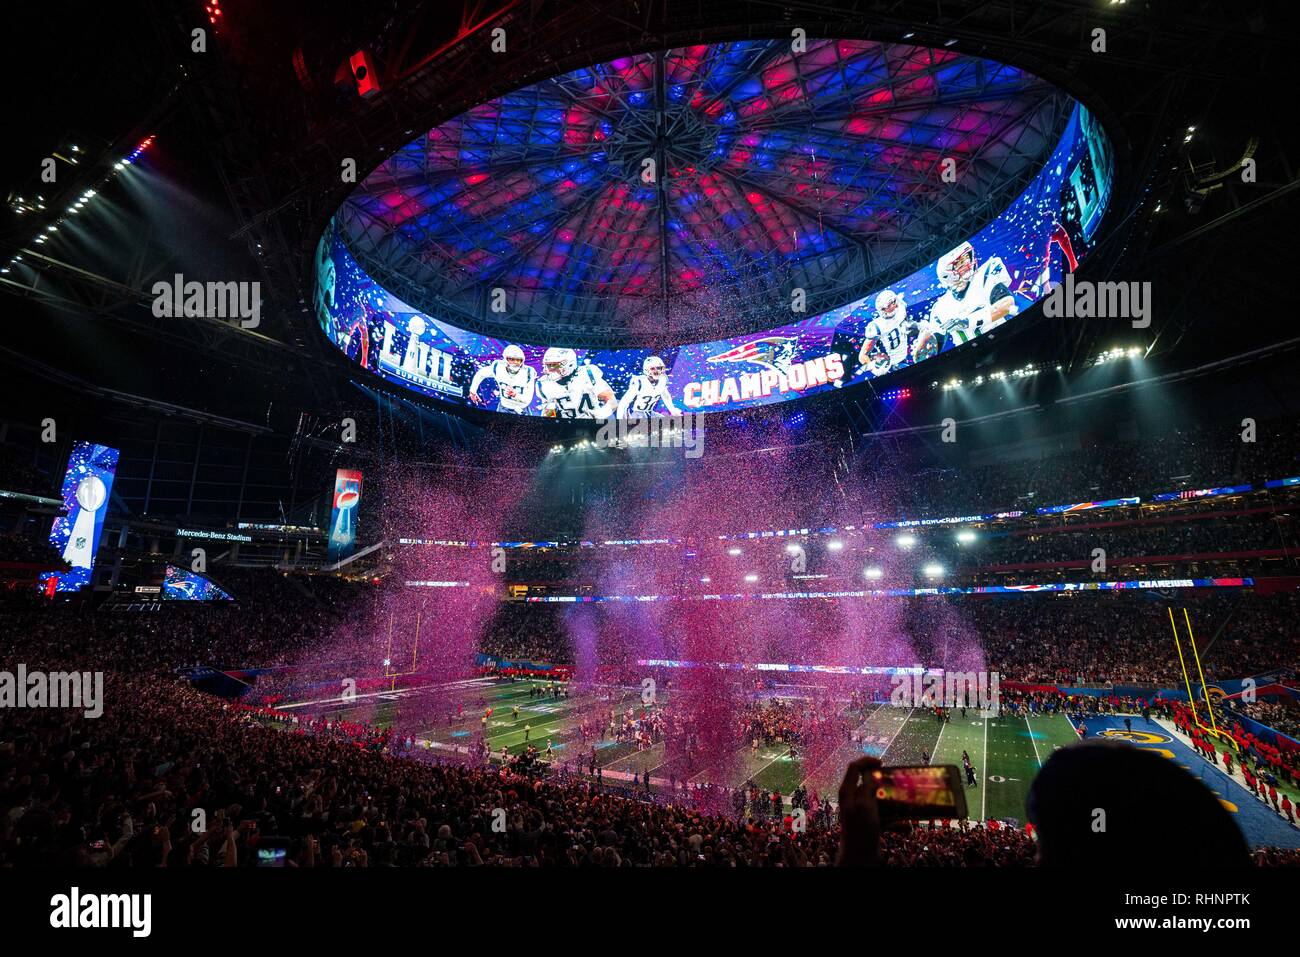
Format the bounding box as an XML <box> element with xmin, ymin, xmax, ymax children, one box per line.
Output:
<box><xmin>280</xmin><ymin>677</ymin><xmax>1080</xmax><ymax>822</ymax></box>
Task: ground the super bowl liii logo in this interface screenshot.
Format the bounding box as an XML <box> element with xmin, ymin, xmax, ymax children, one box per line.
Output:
<box><xmin>378</xmin><ymin>317</ymin><xmax>461</xmax><ymax>396</ymax></box>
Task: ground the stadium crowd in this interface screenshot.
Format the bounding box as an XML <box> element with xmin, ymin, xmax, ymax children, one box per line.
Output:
<box><xmin>497</xmin><ymin>417</ymin><xmax>1300</xmax><ymax>540</ymax></box>
<box><xmin>3</xmin><ymin>654</ymin><xmax>1296</xmax><ymax>868</ymax></box>
<box><xmin>0</xmin><ymin>660</ymin><xmax>1051</xmax><ymax>868</ymax></box>
<box><xmin>3</xmin><ymin>412</ymin><xmax>1298</xmax><ymax>869</ymax></box>
<box><xmin>1242</xmin><ymin>701</ymin><xmax>1300</xmax><ymax>739</ymax></box>
<box><xmin>3</xmin><ymin>570</ymin><xmax>1299</xmax><ymax>868</ymax></box>
<box><xmin>0</xmin><ymin>534</ymin><xmax>63</xmax><ymax>566</ymax></box>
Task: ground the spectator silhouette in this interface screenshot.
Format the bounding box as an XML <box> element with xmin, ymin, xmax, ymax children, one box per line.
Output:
<box><xmin>1026</xmin><ymin>740</ymin><xmax>1250</xmax><ymax>867</ymax></box>
<box><xmin>838</xmin><ymin>742</ymin><xmax>1252</xmax><ymax>867</ymax></box>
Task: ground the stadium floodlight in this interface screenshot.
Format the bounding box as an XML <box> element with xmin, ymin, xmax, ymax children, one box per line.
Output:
<box><xmin>923</xmin><ymin>563</ymin><xmax>945</xmax><ymax>578</ymax></box>
<box><xmin>864</xmin><ymin>567</ymin><xmax>883</xmax><ymax>580</ymax></box>
<box><xmin>956</xmin><ymin>530</ymin><xmax>976</xmax><ymax>544</ymax></box>
<box><xmin>895</xmin><ymin>534</ymin><xmax>916</xmax><ymax>549</ymax></box>
<box><xmin>744</xmin><ymin>574</ymin><xmax>758</xmax><ymax>582</ymax></box>
<box><xmin>727</xmin><ymin>546</ymin><xmax>742</xmax><ymax>556</ymax></box>
<box><xmin>827</xmin><ymin>540</ymin><xmax>843</xmax><ymax>551</ymax></box>
<box><xmin>1127</xmin><ymin>347</ymin><xmax>1141</xmax><ymax>357</ymax></box>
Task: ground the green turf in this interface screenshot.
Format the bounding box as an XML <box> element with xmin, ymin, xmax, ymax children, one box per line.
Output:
<box><xmin>796</xmin><ymin>703</ymin><xmax>883</xmax><ymax>800</ymax></box>
<box><xmin>283</xmin><ymin>679</ymin><xmax>1085</xmax><ymax>821</ymax></box>
<box><xmin>982</xmin><ymin>713</ymin><xmax>1078</xmax><ymax>824</ymax></box>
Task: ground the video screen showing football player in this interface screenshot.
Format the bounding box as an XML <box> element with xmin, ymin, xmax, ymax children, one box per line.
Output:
<box><xmin>857</xmin><ymin>289</ymin><xmax>918</xmax><ymax>377</ymax></box>
<box><xmin>467</xmin><ymin>344</ymin><xmax>537</xmax><ymax>413</ymax></box>
<box><xmin>617</xmin><ymin>355</ymin><xmax>680</xmax><ymax>418</ymax></box>
<box><xmin>913</xmin><ymin>241</ymin><xmax>1017</xmax><ymax>360</ymax></box>
<box><xmin>538</xmin><ymin>347</ymin><xmax>616</xmax><ymax>420</ymax></box>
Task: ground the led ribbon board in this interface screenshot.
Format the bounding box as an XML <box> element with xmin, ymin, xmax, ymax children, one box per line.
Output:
<box><xmin>317</xmin><ymin>41</ymin><xmax>1114</xmax><ymax>419</ymax></box>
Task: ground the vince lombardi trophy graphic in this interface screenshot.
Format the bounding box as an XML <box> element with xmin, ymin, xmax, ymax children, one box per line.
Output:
<box><xmin>63</xmin><ymin>474</ymin><xmax>107</xmax><ymax>569</ymax></box>
<box><xmin>328</xmin><ymin>468</ymin><xmax>363</xmax><ymax>562</ymax></box>
<box><xmin>331</xmin><ymin>486</ymin><xmax>359</xmax><ymax>548</ymax></box>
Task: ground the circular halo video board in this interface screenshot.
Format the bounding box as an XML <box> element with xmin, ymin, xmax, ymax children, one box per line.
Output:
<box><xmin>314</xmin><ymin>41</ymin><xmax>1113</xmax><ymax>419</ymax></box>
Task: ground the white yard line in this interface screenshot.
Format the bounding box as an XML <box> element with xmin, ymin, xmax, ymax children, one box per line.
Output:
<box><xmin>797</xmin><ymin>703</ymin><xmax>881</xmax><ymax>793</ymax></box>
<box><xmin>685</xmin><ymin>741</ymin><xmax>767</xmax><ymax>785</ymax></box>
<box><xmin>930</xmin><ymin>714</ymin><xmax>946</xmax><ymax>764</ymax></box>
<box><xmin>1025</xmin><ymin>715</ymin><xmax>1043</xmax><ymax>768</ymax></box>
<box><xmin>729</xmin><ymin>744</ymin><xmax>795</xmax><ymax>786</ymax></box>
<box><xmin>880</xmin><ymin>706</ymin><xmax>916</xmax><ymax>759</ymax></box>
<box><xmin>980</xmin><ymin>711</ymin><xmax>989</xmax><ymax>821</ymax></box>
<box><xmin>826</xmin><ymin>706</ymin><xmax>915</xmax><ymax>811</ymax></box>
<box><xmin>278</xmin><ymin>678</ymin><xmax>487</xmax><ymax>711</ymax></box>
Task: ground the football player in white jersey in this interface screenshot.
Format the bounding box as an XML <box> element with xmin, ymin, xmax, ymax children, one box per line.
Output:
<box><xmin>858</xmin><ymin>290</ymin><xmax>917</xmax><ymax>376</ymax></box>
<box><xmin>468</xmin><ymin>344</ymin><xmax>537</xmax><ymax>413</ymax></box>
<box><xmin>913</xmin><ymin>242</ymin><xmax>1017</xmax><ymax>360</ymax></box>
<box><xmin>538</xmin><ymin>347</ymin><xmax>616</xmax><ymax>420</ymax></box>
<box><xmin>617</xmin><ymin>355</ymin><xmax>679</xmax><ymax>418</ymax></box>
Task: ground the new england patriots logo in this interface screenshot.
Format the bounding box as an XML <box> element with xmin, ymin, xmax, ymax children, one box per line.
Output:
<box><xmin>707</xmin><ymin>336</ymin><xmax>797</xmax><ymax>371</ymax></box>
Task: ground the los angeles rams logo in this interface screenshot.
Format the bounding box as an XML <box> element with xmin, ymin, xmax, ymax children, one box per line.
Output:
<box><xmin>1100</xmin><ymin>729</ymin><xmax>1171</xmax><ymax>745</ymax></box>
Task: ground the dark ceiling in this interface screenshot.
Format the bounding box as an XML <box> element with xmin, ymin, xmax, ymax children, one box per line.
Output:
<box><xmin>0</xmin><ymin>0</ymin><xmax>1297</xmax><ymax>431</ymax></box>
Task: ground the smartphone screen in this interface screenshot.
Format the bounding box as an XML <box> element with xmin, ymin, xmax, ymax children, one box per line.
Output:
<box><xmin>256</xmin><ymin>847</ymin><xmax>287</xmax><ymax>868</ymax></box>
<box><xmin>874</xmin><ymin>765</ymin><xmax>968</xmax><ymax>821</ymax></box>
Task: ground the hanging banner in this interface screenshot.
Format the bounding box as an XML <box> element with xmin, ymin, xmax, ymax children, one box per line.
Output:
<box><xmin>41</xmin><ymin>441</ymin><xmax>120</xmax><ymax>593</ymax></box>
<box><xmin>327</xmin><ymin>469</ymin><xmax>363</xmax><ymax>562</ymax></box>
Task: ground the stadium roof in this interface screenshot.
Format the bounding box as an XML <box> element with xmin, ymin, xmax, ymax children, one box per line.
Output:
<box><xmin>337</xmin><ymin>39</ymin><xmax>1072</xmax><ymax>347</ymax></box>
